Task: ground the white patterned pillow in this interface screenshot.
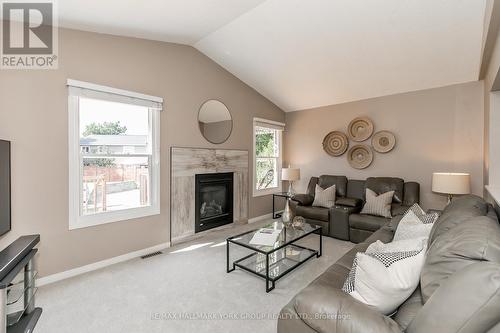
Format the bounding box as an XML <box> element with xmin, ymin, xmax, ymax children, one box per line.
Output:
<box><xmin>312</xmin><ymin>184</ymin><xmax>336</xmax><ymax>208</ymax></box>
<box><xmin>393</xmin><ymin>204</ymin><xmax>439</xmax><ymax>241</ymax></box>
<box><xmin>360</xmin><ymin>189</ymin><xmax>394</xmax><ymax>218</ymax></box>
<box><xmin>342</xmin><ymin>237</ymin><xmax>427</xmax><ymax>315</ymax></box>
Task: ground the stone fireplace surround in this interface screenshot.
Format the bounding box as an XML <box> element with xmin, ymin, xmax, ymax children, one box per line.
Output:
<box><xmin>170</xmin><ymin>147</ymin><xmax>249</xmax><ymax>243</ymax></box>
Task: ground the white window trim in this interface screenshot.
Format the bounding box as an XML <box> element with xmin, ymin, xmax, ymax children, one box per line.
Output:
<box><xmin>252</xmin><ymin>118</ymin><xmax>285</xmax><ymax>197</ymax></box>
<box><xmin>68</xmin><ymin>80</ymin><xmax>161</xmax><ymax>230</ymax></box>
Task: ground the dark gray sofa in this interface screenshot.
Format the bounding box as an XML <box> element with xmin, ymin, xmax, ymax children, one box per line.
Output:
<box><xmin>291</xmin><ymin>176</ymin><xmax>420</xmax><ymax>243</ymax></box>
<box><xmin>278</xmin><ymin>195</ymin><xmax>500</xmax><ymax>333</ymax></box>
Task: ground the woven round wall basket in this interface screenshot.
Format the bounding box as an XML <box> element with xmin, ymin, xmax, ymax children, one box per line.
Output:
<box><xmin>347</xmin><ymin>144</ymin><xmax>373</xmax><ymax>169</ymax></box>
<box><xmin>322</xmin><ymin>131</ymin><xmax>349</xmax><ymax>156</ymax></box>
<box><xmin>347</xmin><ymin>117</ymin><xmax>374</xmax><ymax>142</ymax></box>
<box><xmin>372</xmin><ymin>130</ymin><xmax>396</xmax><ymax>153</ymax></box>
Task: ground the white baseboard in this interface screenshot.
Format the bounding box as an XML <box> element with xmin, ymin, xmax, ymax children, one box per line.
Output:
<box><xmin>248</xmin><ymin>212</ymin><xmax>281</xmax><ymax>223</ymax></box>
<box><xmin>37</xmin><ymin>242</ymin><xmax>170</xmax><ymax>287</ymax></box>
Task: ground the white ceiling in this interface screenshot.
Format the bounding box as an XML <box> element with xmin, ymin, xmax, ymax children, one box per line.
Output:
<box><xmin>58</xmin><ymin>0</ymin><xmax>266</xmax><ymax>45</ymax></box>
<box><xmin>59</xmin><ymin>0</ymin><xmax>487</xmax><ymax>112</ymax></box>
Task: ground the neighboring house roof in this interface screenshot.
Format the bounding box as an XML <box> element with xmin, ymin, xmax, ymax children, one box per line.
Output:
<box><xmin>80</xmin><ymin>135</ymin><xmax>148</xmax><ymax>146</ymax></box>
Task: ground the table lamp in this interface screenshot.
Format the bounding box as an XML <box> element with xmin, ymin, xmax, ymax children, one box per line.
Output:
<box><xmin>432</xmin><ymin>172</ymin><xmax>471</xmax><ymax>204</ymax></box>
<box><xmin>282</xmin><ymin>167</ymin><xmax>300</xmax><ymax>196</ymax></box>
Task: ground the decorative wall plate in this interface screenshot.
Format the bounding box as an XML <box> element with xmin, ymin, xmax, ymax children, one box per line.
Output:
<box><xmin>347</xmin><ymin>144</ymin><xmax>373</xmax><ymax>169</ymax></box>
<box><xmin>372</xmin><ymin>130</ymin><xmax>396</xmax><ymax>153</ymax></box>
<box><xmin>323</xmin><ymin>131</ymin><xmax>349</xmax><ymax>156</ymax></box>
<box><xmin>347</xmin><ymin>117</ymin><xmax>374</xmax><ymax>142</ymax></box>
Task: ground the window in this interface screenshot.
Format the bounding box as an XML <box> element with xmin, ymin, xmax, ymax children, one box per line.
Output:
<box><xmin>253</xmin><ymin>118</ymin><xmax>284</xmax><ymax>197</ymax></box>
<box><xmin>68</xmin><ymin>80</ymin><xmax>162</xmax><ymax>229</ymax></box>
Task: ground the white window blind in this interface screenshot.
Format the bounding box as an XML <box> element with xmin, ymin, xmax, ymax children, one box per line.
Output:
<box><xmin>253</xmin><ymin>118</ymin><xmax>285</xmax><ymax>131</ymax></box>
<box><xmin>67</xmin><ymin>79</ymin><xmax>163</xmax><ymax>110</ymax></box>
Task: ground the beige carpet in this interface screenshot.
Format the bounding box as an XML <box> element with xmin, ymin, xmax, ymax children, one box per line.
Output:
<box><xmin>36</xmin><ymin>220</ymin><xmax>354</xmax><ymax>333</ymax></box>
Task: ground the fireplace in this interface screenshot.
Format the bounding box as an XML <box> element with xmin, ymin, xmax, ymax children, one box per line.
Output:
<box><xmin>195</xmin><ymin>172</ymin><xmax>234</xmax><ymax>233</ymax></box>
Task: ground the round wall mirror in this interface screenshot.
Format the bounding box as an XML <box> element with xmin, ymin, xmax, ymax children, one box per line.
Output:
<box><xmin>198</xmin><ymin>100</ymin><xmax>233</xmax><ymax>144</ymax></box>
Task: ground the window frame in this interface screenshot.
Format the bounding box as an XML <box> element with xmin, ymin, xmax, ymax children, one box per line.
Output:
<box><xmin>68</xmin><ymin>80</ymin><xmax>161</xmax><ymax>230</ymax></box>
<box><xmin>252</xmin><ymin>118</ymin><xmax>284</xmax><ymax>197</ymax></box>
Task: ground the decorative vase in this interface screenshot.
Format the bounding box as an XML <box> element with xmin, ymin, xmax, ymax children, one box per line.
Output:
<box><xmin>282</xmin><ymin>198</ymin><xmax>292</xmax><ymax>225</ymax></box>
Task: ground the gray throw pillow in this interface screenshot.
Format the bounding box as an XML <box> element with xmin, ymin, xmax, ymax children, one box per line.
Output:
<box><xmin>312</xmin><ymin>184</ymin><xmax>336</xmax><ymax>208</ymax></box>
<box><xmin>361</xmin><ymin>189</ymin><xmax>394</xmax><ymax>218</ymax></box>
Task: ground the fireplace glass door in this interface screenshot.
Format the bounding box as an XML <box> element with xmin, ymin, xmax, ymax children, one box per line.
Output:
<box><xmin>195</xmin><ymin>173</ymin><xmax>233</xmax><ymax>232</ymax></box>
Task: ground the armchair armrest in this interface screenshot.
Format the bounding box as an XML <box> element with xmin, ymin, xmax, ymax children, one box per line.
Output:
<box><xmin>293</xmin><ymin>285</ymin><xmax>401</xmax><ymax>333</ymax></box>
<box><xmin>329</xmin><ymin>203</ymin><xmax>362</xmax><ymax>241</ymax></box>
<box><xmin>292</xmin><ymin>194</ymin><xmax>314</xmax><ymax>206</ymax></box>
<box><xmin>336</xmin><ymin>197</ymin><xmax>363</xmax><ymax>208</ymax></box>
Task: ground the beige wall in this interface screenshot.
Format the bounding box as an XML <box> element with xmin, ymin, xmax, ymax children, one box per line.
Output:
<box><xmin>284</xmin><ymin>81</ymin><xmax>484</xmax><ymax>210</ymax></box>
<box><xmin>483</xmin><ymin>1</ymin><xmax>500</xmax><ymax>193</ymax></box>
<box><xmin>0</xmin><ymin>28</ymin><xmax>284</xmax><ymax>277</ymax></box>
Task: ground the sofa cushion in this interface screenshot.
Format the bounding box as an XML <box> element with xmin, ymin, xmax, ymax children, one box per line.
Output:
<box><xmin>294</xmin><ymin>283</ymin><xmax>402</xmax><ymax>333</ymax></box>
<box><xmin>389</xmin><ymin>214</ymin><xmax>405</xmax><ymax>231</ymax></box>
<box><xmin>403</xmin><ymin>182</ymin><xmax>420</xmax><ymax>206</ymax></box>
<box><xmin>335</xmin><ymin>243</ymin><xmax>370</xmax><ymax>271</ymax></box>
<box><xmin>393</xmin><ymin>287</ymin><xmax>423</xmax><ymax>331</ymax></box>
<box><xmin>278</xmin><ymin>300</ymin><xmax>317</xmax><ymax>333</ymax></box>
<box><xmin>427</xmin><ymin>194</ymin><xmax>488</xmax><ymax>245</ymax></box>
<box><xmin>420</xmin><ymin>215</ymin><xmax>500</xmax><ymax>302</ymax></box>
<box><xmin>350</xmin><ymin>229</ymin><xmax>374</xmax><ymax>244</ymax></box>
<box><xmin>314</xmin><ymin>263</ymin><xmax>352</xmax><ymax>290</ymax></box>
<box><xmin>488</xmin><ymin>322</ymin><xmax>500</xmax><ymax>332</ymax></box>
<box><xmin>318</xmin><ymin>175</ymin><xmax>348</xmax><ymax>198</ymax></box>
<box><xmin>408</xmin><ymin>262</ymin><xmax>500</xmax><ymax>333</ymax></box>
<box><xmin>391</xmin><ymin>203</ymin><xmax>410</xmax><ymax>217</ymax></box>
<box><xmin>292</xmin><ymin>193</ymin><xmax>314</xmax><ymax>206</ymax></box>
<box><xmin>336</xmin><ymin>197</ymin><xmax>363</xmax><ymax>208</ymax></box>
<box><xmin>350</xmin><ymin>213</ymin><xmax>388</xmax><ymax>232</ymax></box>
<box><xmin>312</xmin><ymin>243</ymin><xmax>370</xmax><ymax>291</ymax></box>
<box><xmin>347</xmin><ymin>179</ymin><xmax>366</xmax><ymax>200</ymax></box>
<box><xmin>364</xmin><ymin>226</ymin><xmax>394</xmax><ymax>244</ymax></box>
<box><xmin>366</xmin><ymin>177</ymin><xmax>404</xmax><ymax>204</ymax></box>
<box><xmin>295</xmin><ymin>205</ymin><xmax>329</xmax><ymax>222</ymax></box>
<box><xmin>305</xmin><ymin>177</ymin><xmax>319</xmax><ymax>196</ymax></box>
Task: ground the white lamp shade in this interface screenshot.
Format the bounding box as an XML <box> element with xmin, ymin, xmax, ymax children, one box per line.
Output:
<box><xmin>432</xmin><ymin>172</ymin><xmax>471</xmax><ymax>195</ymax></box>
<box><xmin>282</xmin><ymin>168</ymin><xmax>300</xmax><ymax>181</ymax></box>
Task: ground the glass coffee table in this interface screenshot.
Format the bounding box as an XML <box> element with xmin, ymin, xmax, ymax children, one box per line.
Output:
<box><xmin>226</xmin><ymin>222</ymin><xmax>322</xmax><ymax>292</ymax></box>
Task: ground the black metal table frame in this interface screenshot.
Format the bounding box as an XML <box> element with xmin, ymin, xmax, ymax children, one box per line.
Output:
<box><xmin>272</xmin><ymin>192</ymin><xmax>291</xmax><ymax>219</ymax></box>
<box><xmin>226</xmin><ymin>226</ymin><xmax>322</xmax><ymax>292</ymax></box>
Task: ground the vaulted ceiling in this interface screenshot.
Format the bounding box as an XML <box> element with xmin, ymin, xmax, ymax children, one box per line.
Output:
<box><xmin>60</xmin><ymin>0</ymin><xmax>488</xmax><ymax>111</ymax></box>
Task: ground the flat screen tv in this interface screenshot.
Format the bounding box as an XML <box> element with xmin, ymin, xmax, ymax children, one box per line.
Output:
<box><xmin>0</xmin><ymin>140</ymin><xmax>11</xmax><ymax>237</ymax></box>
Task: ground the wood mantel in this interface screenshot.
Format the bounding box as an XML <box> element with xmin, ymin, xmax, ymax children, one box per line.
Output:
<box><xmin>170</xmin><ymin>147</ymin><xmax>249</xmax><ymax>243</ymax></box>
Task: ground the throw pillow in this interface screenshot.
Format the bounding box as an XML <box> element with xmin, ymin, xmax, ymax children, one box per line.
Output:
<box><xmin>342</xmin><ymin>237</ymin><xmax>428</xmax><ymax>315</ymax></box>
<box><xmin>312</xmin><ymin>184</ymin><xmax>336</xmax><ymax>208</ymax></box>
<box><xmin>360</xmin><ymin>189</ymin><xmax>394</xmax><ymax>218</ymax></box>
<box><xmin>393</xmin><ymin>204</ymin><xmax>439</xmax><ymax>241</ymax></box>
